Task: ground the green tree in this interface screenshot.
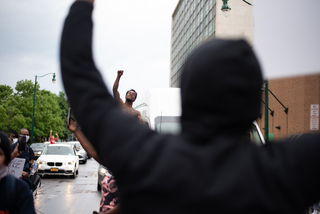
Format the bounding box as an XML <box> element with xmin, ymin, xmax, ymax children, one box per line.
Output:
<box><xmin>15</xmin><ymin>79</ymin><xmax>39</xmax><ymax>98</ymax></box>
<box><xmin>0</xmin><ymin>80</ymin><xmax>69</xmax><ymax>142</ymax></box>
<box><xmin>33</xmin><ymin>89</ymin><xmax>64</xmax><ymax>141</ymax></box>
<box><xmin>0</xmin><ymin>105</ymin><xmax>8</xmax><ymax>131</ymax></box>
<box><xmin>0</xmin><ymin>94</ymin><xmax>24</xmax><ymax>133</ymax></box>
<box><xmin>57</xmin><ymin>91</ymin><xmax>72</xmax><ymax>139</ymax></box>
<box><xmin>9</xmin><ymin>114</ymin><xmax>27</xmax><ymax>132</ymax></box>
<box><xmin>0</xmin><ymin>85</ymin><xmax>13</xmax><ymax>103</ymax></box>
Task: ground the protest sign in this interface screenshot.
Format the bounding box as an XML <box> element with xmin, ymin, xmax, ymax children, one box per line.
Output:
<box><xmin>8</xmin><ymin>157</ymin><xmax>26</xmax><ymax>178</ymax></box>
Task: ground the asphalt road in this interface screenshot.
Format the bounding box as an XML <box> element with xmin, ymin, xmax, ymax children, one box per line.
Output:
<box><xmin>34</xmin><ymin>158</ymin><xmax>101</xmax><ymax>214</ymax></box>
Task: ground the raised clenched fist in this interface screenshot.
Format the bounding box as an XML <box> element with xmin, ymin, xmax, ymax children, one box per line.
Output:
<box><xmin>117</xmin><ymin>70</ymin><xmax>123</xmax><ymax>77</ymax></box>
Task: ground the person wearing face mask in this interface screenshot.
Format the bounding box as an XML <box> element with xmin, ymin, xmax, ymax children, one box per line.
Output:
<box><xmin>10</xmin><ymin>128</ymin><xmax>32</xmax><ymax>191</ymax></box>
<box><xmin>0</xmin><ymin>131</ymin><xmax>36</xmax><ymax>214</ymax></box>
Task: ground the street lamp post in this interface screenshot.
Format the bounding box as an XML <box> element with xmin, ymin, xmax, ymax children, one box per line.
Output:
<box><xmin>221</xmin><ymin>0</ymin><xmax>252</xmax><ymax>17</ymax></box>
<box><xmin>31</xmin><ymin>73</ymin><xmax>56</xmax><ymax>144</ymax></box>
<box><xmin>221</xmin><ymin>0</ymin><xmax>231</xmax><ymax>17</ymax></box>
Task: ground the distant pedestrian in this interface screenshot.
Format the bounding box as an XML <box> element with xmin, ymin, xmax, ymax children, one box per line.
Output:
<box><xmin>0</xmin><ymin>131</ymin><xmax>36</xmax><ymax>214</ymax></box>
<box><xmin>49</xmin><ymin>129</ymin><xmax>59</xmax><ymax>144</ymax></box>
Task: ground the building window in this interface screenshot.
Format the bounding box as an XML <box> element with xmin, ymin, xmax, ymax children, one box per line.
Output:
<box><xmin>208</xmin><ymin>21</ymin><xmax>212</xmax><ymax>35</ymax></box>
<box><xmin>212</xmin><ymin>5</ymin><xmax>216</xmax><ymax>17</ymax></box>
<box><xmin>205</xmin><ymin>1</ymin><xmax>209</xmax><ymax>15</ymax></box>
<box><xmin>212</xmin><ymin>18</ymin><xmax>216</xmax><ymax>32</ymax></box>
<box><xmin>209</xmin><ymin>9</ymin><xmax>212</xmax><ymax>20</ymax></box>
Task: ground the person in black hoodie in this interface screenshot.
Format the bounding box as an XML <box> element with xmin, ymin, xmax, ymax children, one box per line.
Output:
<box><xmin>60</xmin><ymin>1</ymin><xmax>320</xmax><ymax>214</ymax></box>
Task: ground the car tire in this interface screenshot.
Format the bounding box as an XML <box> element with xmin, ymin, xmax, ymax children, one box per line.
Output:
<box><xmin>71</xmin><ymin>167</ymin><xmax>76</xmax><ymax>178</ymax></box>
<box><xmin>97</xmin><ymin>183</ymin><xmax>101</xmax><ymax>191</ymax></box>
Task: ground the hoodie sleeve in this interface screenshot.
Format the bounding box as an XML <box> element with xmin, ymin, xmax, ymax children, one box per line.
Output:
<box><xmin>252</xmin><ymin>134</ymin><xmax>320</xmax><ymax>213</ymax></box>
<box><xmin>60</xmin><ymin>2</ymin><xmax>153</xmax><ymax>175</ymax></box>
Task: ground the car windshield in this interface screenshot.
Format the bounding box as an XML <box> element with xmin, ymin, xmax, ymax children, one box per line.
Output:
<box><xmin>155</xmin><ymin>116</ymin><xmax>181</xmax><ymax>135</ymax></box>
<box><xmin>43</xmin><ymin>146</ymin><xmax>74</xmax><ymax>155</ymax></box>
<box><xmin>30</xmin><ymin>143</ymin><xmax>46</xmax><ymax>149</ymax></box>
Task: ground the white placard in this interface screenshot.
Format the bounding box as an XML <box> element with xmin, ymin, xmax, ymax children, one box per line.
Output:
<box><xmin>8</xmin><ymin>158</ymin><xmax>26</xmax><ymax>179</ymax></box>
<box><xmin>310</xmin><ymin>104</ymin><xmax>319</xmax><ymax>130</ymax></box>
<box><xmin>311</xmin><ymin>118</ymin><xmax>319</xmax><ymax>131</ymax></box>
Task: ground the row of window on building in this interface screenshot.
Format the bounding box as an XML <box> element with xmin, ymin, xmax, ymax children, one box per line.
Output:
<box><xmin>170</xmin><ymin>0</ymin><xmax>217</xmax><ymax>86</ymax></box>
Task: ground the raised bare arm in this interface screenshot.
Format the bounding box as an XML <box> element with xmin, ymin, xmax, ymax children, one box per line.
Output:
<box><xmin>113</xmin><ymin>70</ymin><xmax>124</xmax><ymax>104</ymax></box>
<box><xmin>67</xmin><ymin>117</ymin><xmax>102</xmax><ymax>164</ymax></box>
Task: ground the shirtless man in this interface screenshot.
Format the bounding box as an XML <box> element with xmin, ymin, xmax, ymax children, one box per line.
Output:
<box><xmin>113</xmin><ymin>70</ymin><xmax>143</xmax><ymax>122</ymax></box>
<box><xmin>66</xmin><ymin>71</ymin><xmax>143</xmax><ymax>214</ymax></box>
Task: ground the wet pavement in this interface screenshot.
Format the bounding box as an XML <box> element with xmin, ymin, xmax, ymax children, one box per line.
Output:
<box><xmin>34</xmin><ymin>158</ymin><xmax>101</xmax><ymax>214</ymax></box>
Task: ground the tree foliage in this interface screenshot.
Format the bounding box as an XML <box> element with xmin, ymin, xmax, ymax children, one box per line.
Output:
<box><xmin>0</xmin><ymin>80</ymin><xmax>70</xmax><ymax>142</ymax></box>
<box><xmin>0</xmin><ymin>85</ymin><xmax>13</xmax><ymax>102</ymax></box>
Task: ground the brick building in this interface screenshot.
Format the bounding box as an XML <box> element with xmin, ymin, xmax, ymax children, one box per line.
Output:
<box><xmin>256</xmin><ymin>74</ymin><xmax>320</xmax><ymax>141</ymax></box>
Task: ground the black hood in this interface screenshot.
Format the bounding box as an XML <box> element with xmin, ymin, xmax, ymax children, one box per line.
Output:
<box><xmin>180</xmin><ymin>39</ymin><xmax>263</xmax><ymax>141</ymax></box>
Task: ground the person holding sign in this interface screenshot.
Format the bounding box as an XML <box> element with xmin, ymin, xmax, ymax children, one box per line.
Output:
<box><xmin>0</xmin><ymin>132</ymin><xmax>36</xmax><ymax>213</ymax></box>
<box><xmin>10</xmin><ymin>128</ymin><xmax>33</xmax><ymax>190</ymax></box>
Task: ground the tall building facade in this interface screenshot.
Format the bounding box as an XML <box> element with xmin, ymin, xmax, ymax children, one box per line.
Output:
<box><xmin>170</xmin><ymin>0</ymin><xmax>254</xmax><ymax>87</ymax></box>
<box><xmin>169</xmin><ymin>1</ymin><xmax>320</xmax><ymax>140</ymax></box>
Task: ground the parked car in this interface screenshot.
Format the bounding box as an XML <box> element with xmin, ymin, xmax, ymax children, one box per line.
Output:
<box><xmin>64</xmin><ymin>141</ymin><xmax>88</xmax><ymax>164</ymax></box>
<box><xmin>37</xmin><ymin>144</ymin><xmax>79</xmax><ymax>178</ymax></box>
<box><xmin>30</xmin><ymin>143</ymin><xmax>47</xmax><ymax>160</ymax></box>
<box><xmin>97</xmin><ymin>164</ymin><xmax>112</xmax><ymax>191</ymax></box>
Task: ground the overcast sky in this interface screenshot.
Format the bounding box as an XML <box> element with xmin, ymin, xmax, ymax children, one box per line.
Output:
<box><xmin>253</xmin><ymin>0</ymin><xmax>320</xmax><ymax>79</ymax></box>
<box><xmin>1</xmin><ymin>0</ymin><xmax>319</xmax><ymax>106</ymax></box>
<box><xmin>0</xmin><ymin>0</ymin><xmax>179</xmax><ymax>105</ymax></box>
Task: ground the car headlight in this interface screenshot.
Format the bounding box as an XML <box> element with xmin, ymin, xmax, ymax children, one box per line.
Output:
<box><xmin>99</xmin><ymin>168</ymin><xmax>107</xmax><ymax>175</ymax></box>
<box><xmin>37</xmin><ymin>151</ymin><xmax>41</xmax><ymax>154</ymax></box>
<box><xmin>39</xmin><ymin>161</ymin><xmax>46</xmax><ymax>165</ymax></box>
<box><xmin>64</xmin><ymin>161</ymin><xmax>75</xmax><ymax>165</ymax></box>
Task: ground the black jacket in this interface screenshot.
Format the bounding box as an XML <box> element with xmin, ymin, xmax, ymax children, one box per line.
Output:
<box><xmin>61</xmin><ymin>2</ymin><xmax>320</xmax><ymax>214</ymax></box>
